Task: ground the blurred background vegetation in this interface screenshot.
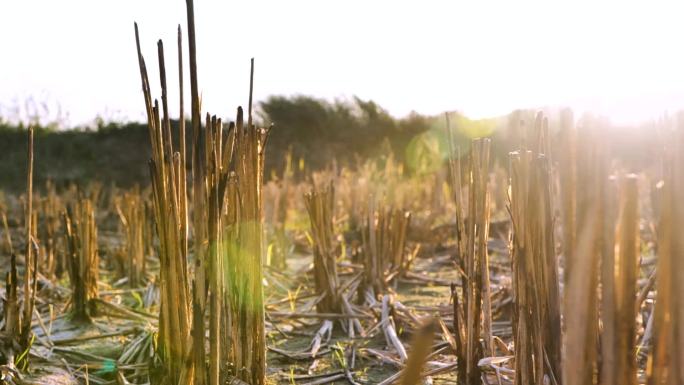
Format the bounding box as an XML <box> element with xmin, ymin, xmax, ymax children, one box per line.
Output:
<box><xmin>0</xmin><ymin>95</ymin><xmax>660</xmax><ymax>192</ymax></box>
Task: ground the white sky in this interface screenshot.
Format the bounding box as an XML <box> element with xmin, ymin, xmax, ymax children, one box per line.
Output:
<box><xmin>2</xmin><ymin>0</ymin><xmax>684</xmax><ymax>126</ymax></box>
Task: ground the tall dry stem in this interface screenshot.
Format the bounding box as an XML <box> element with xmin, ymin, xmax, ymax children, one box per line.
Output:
<box><xmin>562</xmin><ymin>123</ymin><xmax>605</xmax><ymax>385</ymax></box>
<box><xmin>647</xmin><ymin>117</ymin><xmax>684</xmax><ymax>385</ymax></box>
<box><xmin>600</xmin><ymin>174</ymin><xmax>639</xmax><ymax>385</ymax></box>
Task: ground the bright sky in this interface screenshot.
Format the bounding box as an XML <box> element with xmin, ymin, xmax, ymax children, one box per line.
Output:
<box><xmin>2</xmin><ymin>0</ymin><xmax>684</xmax><ymax>126</ymax></box>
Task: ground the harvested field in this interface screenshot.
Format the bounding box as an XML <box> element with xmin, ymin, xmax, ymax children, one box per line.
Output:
<box><xmin>0</xmin><ymin>1</ymin><xmax>682</xmax><ymax>385</ymax></box>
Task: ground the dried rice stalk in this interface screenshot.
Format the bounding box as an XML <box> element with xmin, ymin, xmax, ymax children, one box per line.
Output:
<box><xmin>305</xmin><ymin>184</ymin><xmax>340</xmax><ymax>314</ymax></box>
<box><xmin>64</xmin><ymin>199</ymin><xmax>100</xmax><ymax>322</ymax></box>
<box><xmin>601</xmin><ymin>174</ymin><xmax>639</xmax><ymax>385</ymax></box>
<box><xmin>39</xmin><ymin>181</ymin><xmax>63</xmax><ymax>278</ymax></box>
<box><xmin>361</xmin><ymin>200</ymin><xmax>411</xmax><ymax>298</ymax></box>
<box><xmin>134</xmin><ymin>21</ymin><xmax>192</xmax><ymax>385</ymax></box>
<box><xmin>449</xmin><ymin>137</ymin><xmax>492</xmax><ymax>385</ymax></box>
<box><xmin>508</xmin><ymin>147</ymin><xmax>561</xmax><ymax>385</ymax></box>
<box><xmin>116</xmin><ymin>190</ymin><xmax>148</xmax><ymax>287</ymax></box>
<box><xmin>562</xmin><ymin>122</ymin><xmax>605</xmax><ymax>385</ymax></box>
<box><xmin>647</xmin><ymin>116</ymin><xmax>684</xmax><ymax>385</ymax></box>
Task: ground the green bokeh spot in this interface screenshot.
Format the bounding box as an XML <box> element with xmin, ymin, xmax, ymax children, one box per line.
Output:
<box><xmin>96</xmin><ymin>358</ymin><xmax>117</xmax><ymax>375</ymax></box>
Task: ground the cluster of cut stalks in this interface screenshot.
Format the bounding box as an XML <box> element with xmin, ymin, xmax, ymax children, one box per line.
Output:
<box><xmin>115</xmin><ymin>189</ymin><xmax>151</xmax><ymax>287</ymax></box>
<box><xmin>37</xmin><ymin>181</ymin><xmax>64</xmax><ymax>278</ymax></box>
<box><xmin>304</xmin><ymin>184</ymin><xmax>366</xmax><ymax>338</ymax></box>
<box><xmin>446</xmin><ymin>133</ymin><xmax>495</xmax><ymax>384</ymax></box>
<box><xmin>507</xmin><ymin>116</ymin><xmax>561</xmax><ymax>384</ymax></box>
<box><xmin>0</xmin><ymin>127</ymin><xmax>138</xmax><ymax>381</ymax></box>
<box><xmin>555</xmin><ymin>112</ymin><xmax>645</xmax><ymax>385</ymax></box>
<box><xmin>304</xmin><ymin>184</ymin><xmax>340</xmax><ymax>315</ymax></box>
<box><xmin>441</xmin><ymin>110</ymin><xmax>683</xmax><ymax>385</ymax></box>
<box><xmin>360</xmin><ymin>202</ymin><xmax>411</xmax><ymax>299</ymax></box>
<box><xmin>300</xmin><ymin>180</ymin><xmax>435</xmax><ymax>382</ymax></box>
<box><xmin>134</xmin><ymin>0</ymin><xmax>269</xmax><ymax>383</ymax></box>
<box><xmin>64</xmin><ymin>198</ymin><xmax>100</xmax><ymax>322</ymax></box>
